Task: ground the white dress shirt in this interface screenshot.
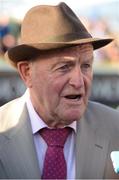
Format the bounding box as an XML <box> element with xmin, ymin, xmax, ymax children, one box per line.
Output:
<box><xmin>25</xmin><ymin>90</ymin><xmax>76</xmax><ymax>179</ymax></box>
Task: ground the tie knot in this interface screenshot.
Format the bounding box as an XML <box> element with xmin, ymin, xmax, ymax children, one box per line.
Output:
<box><xmin>40</xmin><ymin>127</ymin><xmax>71</xmax><ymax>147</ymax></box>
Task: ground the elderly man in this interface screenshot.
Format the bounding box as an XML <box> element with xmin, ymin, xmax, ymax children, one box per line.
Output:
<box><xmin>0</xmin><ymin>2</ymin><xmax>119</xmax><ymax>179</ymax></box>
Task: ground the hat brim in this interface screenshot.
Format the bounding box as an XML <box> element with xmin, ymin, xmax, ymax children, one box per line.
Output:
<box><xmin>5</xmin><ymin>37</ymin><xmax>113</xmax><ymax>68</ymax></box>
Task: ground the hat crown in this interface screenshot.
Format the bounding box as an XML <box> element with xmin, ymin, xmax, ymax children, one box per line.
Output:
<box><xmin>21</xmin><ymin>2</ymin><xmax>91</xmax><ymax>44</ymax></box>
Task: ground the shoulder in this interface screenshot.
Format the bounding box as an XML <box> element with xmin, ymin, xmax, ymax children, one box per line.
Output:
<box><xmin>85</xmin><ymin>101</ymin><xmax>119</xmax><ymax>134</ymax></box>
<box><xmin>0</xmin><ymin>97</ymin><xmax>22</xmax><ymax>114</ymax></box>
<box><xmin>87</xmin><ymin>100</ymin><xmax>119</xmax><ymax>116</ymax></box>
<box><xmin>0</xmin><ymin>96</ymin><xmax>26</xmax><ymax>132</ymax></box>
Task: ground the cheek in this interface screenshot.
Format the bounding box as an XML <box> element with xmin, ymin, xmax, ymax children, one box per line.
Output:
<box><xmin>89</xmin><ymin>72</ymin><xmax>93</xmax><ymax>85</ymax></box>
<box><xmin>32</xmin><ymin>67</ymin><xmax>45</xmax><ymax>85</ymax></box>
<box><xmin>50</xmin><ymin>77</ymin><xmax>67</xmax><ymax>95</ymax></box>
<box><xmin>29</xmin><ymin>69</ymin><xmax>46</xmax><ymax>93</ymax></box>
<box><xmin>84</xmin><ymin>73</ymin><xmax>93</xmax><ymax>93</ymax></box>
<box><xmin>82</xmin><ymin>71</ymin><xmax>92</xmax><ymax>86</ymax></box>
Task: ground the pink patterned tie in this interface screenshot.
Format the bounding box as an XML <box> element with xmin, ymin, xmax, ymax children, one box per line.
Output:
<box><xmin>40</xmin><ymin>127</ymin><xmax>71</xmax><ymax>179</ymax></box>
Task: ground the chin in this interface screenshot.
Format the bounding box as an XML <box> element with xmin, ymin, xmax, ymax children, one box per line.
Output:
<box><xmin>64</xmin><ymin>110</ymin><xmax>84</xmax><ymax>123</ymax></box>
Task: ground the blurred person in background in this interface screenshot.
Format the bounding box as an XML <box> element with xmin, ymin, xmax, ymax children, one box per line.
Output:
<box><xmin>0</xmin><ymin>15</ymin><xmax>10</xmax><ymax>56</ymax></box>
<box><xmin>1</xmin><ymin>33</ymin><xmax>17</xmax><ymax>53</ymax></box>
<box><xmin>0</xmin><ymin>15</ymin><xmax>20</xmax><ymax>56</ymax></box>
<box><xmin>0</xmin><ymin>2</ymin><xmax>119</xmax><ymax>179</ymax></box>
<box><xmin>89</xmin><ymin>18</ymin><xmax>119</xmax><ymax>64</ymax></box>
<box><xmin>0</xmin><ymin>15</ymin><xmax>10</xmax><ymax>38</ymax></box>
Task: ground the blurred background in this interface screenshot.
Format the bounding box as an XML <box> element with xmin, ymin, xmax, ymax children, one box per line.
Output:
<box><xmin>0</xmin><ymin>0</ymin><xmax>119</xmax><ymax>107</ymax></box>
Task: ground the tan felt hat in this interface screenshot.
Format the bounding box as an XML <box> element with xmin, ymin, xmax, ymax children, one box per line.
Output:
<box><xmin>5</xmin><ymin>2</ymin><xmax>113</xmax><ymax>67</ymax></box>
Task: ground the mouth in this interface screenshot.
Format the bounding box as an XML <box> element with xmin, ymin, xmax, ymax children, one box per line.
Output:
<box><xmin>64</xmin><ymin>94</ymin><xmax>82</xmax><ymax>101</ymax></box>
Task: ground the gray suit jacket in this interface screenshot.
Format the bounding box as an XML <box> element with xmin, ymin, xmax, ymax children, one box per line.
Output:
<box><xmin>0</xmin><ymin>95</ymin><xmax>119</xmax><ymax>179</ymax></box>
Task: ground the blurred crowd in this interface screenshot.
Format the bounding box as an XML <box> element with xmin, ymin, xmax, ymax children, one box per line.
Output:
<box><xmin>0</xmin><ymin>15</ymin><xmax>20</xmax><ymax>57</ymax></box>
<box><xmin>81</xmin><ymin>16</ymin><xmax>119</xmax><ymax>65</ymax></box>
<box><xmin>0</xmin><ymin>14</ymin><xmax>119</xmax><ymax>67</ymax></box>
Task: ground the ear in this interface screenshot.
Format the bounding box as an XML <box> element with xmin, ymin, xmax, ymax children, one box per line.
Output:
<box><xmin>17</xmin><ymin>61</ymin><xmax>32</xmax><ymax>87</ymax></box>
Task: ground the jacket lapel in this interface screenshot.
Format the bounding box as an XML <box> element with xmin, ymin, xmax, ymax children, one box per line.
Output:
<box><xmin>76</xmin><ymin>115</ymin><xmax>109</xmax><ymax>179</ymax></box>
<box><xmin>0</xmin><ymin>98</ymin><xmax>40</xmax><ymax>179</ymax></box>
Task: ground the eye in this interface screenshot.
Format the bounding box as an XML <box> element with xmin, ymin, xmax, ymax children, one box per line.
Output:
<box><xmin>81</xmin><ymin>63</ymin><xmax>92</xmax><ymax>71</ymax></box>
<box><xmin>82</xmin><ymin>63</ymin><xmax>91</xmax><ymax>68</ymax></box>
<box><xmin>58</xmin><ymin>64</ymin><xmax>72</xmax><ymax>72</ymax></box>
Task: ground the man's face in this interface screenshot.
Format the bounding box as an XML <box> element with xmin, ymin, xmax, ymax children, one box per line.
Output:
<box><xmin>20</xmin><ymin>44</ymin><xmax>93</xmax><ymax>128</ymax></box>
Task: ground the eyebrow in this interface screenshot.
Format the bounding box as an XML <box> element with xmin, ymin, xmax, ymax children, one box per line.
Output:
<box><xmin>51</xmin><ymin>55</ymin><xmax>94</xmax><ymax>69</ymax></box>
<box><xmin>56</xmin><ymin>56</ymin><xmax>76</xmax><ymax>61</ymax></box>
<box><xmin>51</xmin><ymin>57</ymin><xmax>75</xmax><ymax>69</ymax></box>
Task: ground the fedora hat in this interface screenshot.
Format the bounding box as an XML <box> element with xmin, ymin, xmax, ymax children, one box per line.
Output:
<box><xmin>5</xmin><ymin>2</ymin><xmax>113</xmax><ymax>67</ymax></box>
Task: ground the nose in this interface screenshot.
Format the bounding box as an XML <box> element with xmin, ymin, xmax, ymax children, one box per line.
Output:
<box><xmin>69</xmin><ymin>66</ymin><xmax>84</xmax><ymax>89</ymax></box>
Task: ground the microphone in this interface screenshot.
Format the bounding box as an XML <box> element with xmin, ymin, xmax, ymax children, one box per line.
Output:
<box><xmin>110</xmin><ymin>151</ymin><xmax>119</xmax><ymax>174</ymax></box>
